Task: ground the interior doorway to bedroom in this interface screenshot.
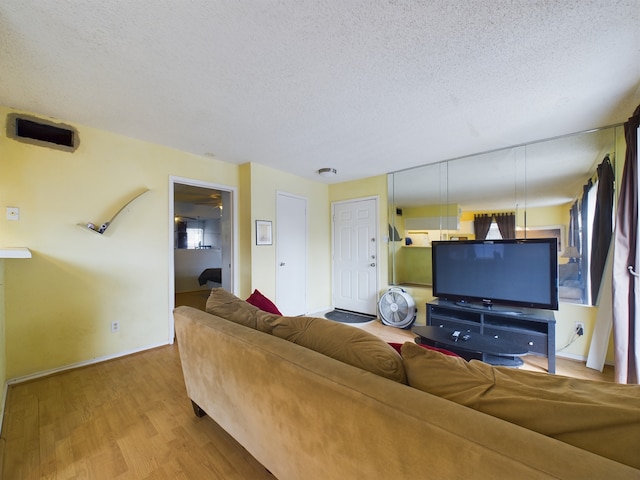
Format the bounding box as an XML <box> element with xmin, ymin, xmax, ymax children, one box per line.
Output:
<box><xmin>171</xmin><ymin>177</ymin><xmax>235</xmax><ymax>315</ymax></box>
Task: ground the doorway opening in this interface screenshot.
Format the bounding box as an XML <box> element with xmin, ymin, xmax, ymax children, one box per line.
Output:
<box><xmin>169</xmin><ymin>177</ymin><xmax>236</xmax><ymax>339</ymax></box>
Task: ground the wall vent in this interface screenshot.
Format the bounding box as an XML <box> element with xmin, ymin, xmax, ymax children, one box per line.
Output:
<box><xmin>7</xmin><ymin>113</ymin><xmax>78</xmax><ymax>152</ymax></box>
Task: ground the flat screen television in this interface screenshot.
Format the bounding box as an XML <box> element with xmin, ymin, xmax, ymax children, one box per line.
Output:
<box><xmin>431</xmin><ymin>238</ymin><xmax>559</xmax><ymax>311</ymax></box>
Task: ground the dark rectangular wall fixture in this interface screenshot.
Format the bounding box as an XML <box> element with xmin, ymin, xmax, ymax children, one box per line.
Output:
<box><xmin>6</xmin><ymin>113</ymin><xmax>79</xmax><ymax>152</ymax></box>
<box><xmin>16</xmin><ymin>118</ymin><xmax>74</xmax><ymax>147</ymax></box>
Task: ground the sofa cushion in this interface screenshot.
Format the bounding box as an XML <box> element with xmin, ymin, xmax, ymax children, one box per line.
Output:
<box><xmin>401</xmin><ymin>341</ymin><xmax>640</xmax><ymax>469</ymax></box>
<box><xmin>206</xmin><ymin>288</ymin><xmax>406</xmax><ymax>384</ymax></box>
<box><xmin>246</xmin><ymin>289</ymin><xmax>282</xmax><ymax>315</ymax></box>
<box><xmin>206</xmin><ymin>288</ymin><xmax>279</xmax><ymax>330</ymax></box>
<box><xmin>263</xmin><ymin>315</ymin><xmax>407</xmax><ymax>384</ymax></box>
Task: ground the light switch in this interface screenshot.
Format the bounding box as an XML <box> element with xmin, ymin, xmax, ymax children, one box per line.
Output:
<box><xmin>6</xmin><ymin>207</ymin><xmax>19</xmax><ymax>221</ymax></box>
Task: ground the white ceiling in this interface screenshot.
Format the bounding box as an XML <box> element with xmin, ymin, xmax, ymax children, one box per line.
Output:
<box><xmin>1</xmin><ymin>1</ymin><xmax>639</xmax><ymax>186</ymax></box>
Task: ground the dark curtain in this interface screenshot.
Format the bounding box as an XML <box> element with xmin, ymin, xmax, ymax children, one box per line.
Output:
<box><xmin>612</xmin><ymin>103</ymin><xmax>640</xmax><ymax>384</ymax></box>
<box><xmin>495</xmin><ymin>212</ymin><xmax>516</xmax><ymax>239</ymax></box>
<box><xmin>590</xmin><ymin>155</ymin><xmax>615</xmax><ymax>303</ymax></box>
<box><xmin>177</xmin><ymin>221</ymin><xmax>188</xmax><ymax>249</ymax></box>
<box><xmin>473</xmin><ymin>214</ymin><xmax>492</xmax><ymax>240</ymax></box>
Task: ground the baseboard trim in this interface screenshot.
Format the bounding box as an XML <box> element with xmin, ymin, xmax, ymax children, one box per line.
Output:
<box><xmin>556</xmin><ymin>351</ymin><xmax>586</xmax><ymax>362</ymax></box>
<box><xmin>6</xmin><ymin>341</ymin><xmax>169</xmax><ymax>386</ymax></box>
<box><xmin>556</xmin><ymin>351</ymin><xmax>614</xmax><ymax>367</ymax></box>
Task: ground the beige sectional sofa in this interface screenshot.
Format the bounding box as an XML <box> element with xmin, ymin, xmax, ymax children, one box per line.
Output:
<box><xmin>173</xmin><ymin>289</ymin><xmax>640</xmax><ymax>479</ymax></box>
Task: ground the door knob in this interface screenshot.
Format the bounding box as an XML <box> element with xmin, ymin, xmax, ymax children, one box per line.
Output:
<box><xmin>370</xmin><ymin>263</ymin><xmax>376</xmax><ymax>267</ymax></box>
<box><xmin>280</xmin><ymin>262</ymin><xmax>285</xmax><ymax>266</ymax></box>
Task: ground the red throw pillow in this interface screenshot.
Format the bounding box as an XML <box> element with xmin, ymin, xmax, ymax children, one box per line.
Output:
<box><xmin>246</xmin><ymin>289</ymin><xmax>282</xmax><ymax>315</ymax></box>
<box><xmin>388</xmin><ymin>342</ymin><xmax>460</xmax><ymax>358</ymax></box>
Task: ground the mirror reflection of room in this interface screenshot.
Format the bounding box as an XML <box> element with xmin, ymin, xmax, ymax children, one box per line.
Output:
<box><xmin>388</xmin><ymin>125</ymin><xmax>623</xmax><ymax>306</ymax></box>
<box><xmin>174</xmin><ymin>184</ymin><xmax>232</xmax><ymax>297</ymax></box>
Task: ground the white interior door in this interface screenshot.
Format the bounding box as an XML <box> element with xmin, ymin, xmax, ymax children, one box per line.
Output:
<box><xmin>276</xmin><ymin>192</ymin><xmax>307</xmax><ymax>315</ymax></box>
<box><xmin>332</xmin><ymin>197</ymin><xmax>378</xmax><ymax>315</ymax></box>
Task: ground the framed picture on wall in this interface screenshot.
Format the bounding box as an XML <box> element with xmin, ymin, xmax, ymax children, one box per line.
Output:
<box><xmin>256</xmin><ymin>220</ymin><xmax>273</xmax><ymax>245</ymax></box>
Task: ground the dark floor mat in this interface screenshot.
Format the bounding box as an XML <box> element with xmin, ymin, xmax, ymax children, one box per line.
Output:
<box><xmin>324</xmin><ymin>309</ymin><xmax>376</xmax><ymax>324</ymax></box>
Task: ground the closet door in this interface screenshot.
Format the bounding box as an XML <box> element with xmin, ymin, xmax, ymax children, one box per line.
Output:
<box><xmin>276</xmin><ymin>192</ymin><xmax>307</xmax><ymax>316</ymax></box>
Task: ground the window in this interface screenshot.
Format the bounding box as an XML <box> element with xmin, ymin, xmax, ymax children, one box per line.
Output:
<box><xmin>186</xmin><ymin>227</ymin><xmax>205</xmax><ymax>249</ymax></box>
<box><xmin>485</xmin><ymin>221</ymin><xmax>503</xmax><ymax>240</ymax></box>
<box><xmin>583</xmin><ymin>180</ymin><xmax>597</xmax><ymax>304</ymax></box>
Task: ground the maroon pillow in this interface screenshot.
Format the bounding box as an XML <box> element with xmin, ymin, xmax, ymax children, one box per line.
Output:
<box><xmin>246</xmin><ymin>289</ymin><xmax>282</xmax><ymax>315</ymax></box>
<box><xmin>388</xmin><ymin>342</ymin><xmax>460</xmax><ymax>358</ymax></box>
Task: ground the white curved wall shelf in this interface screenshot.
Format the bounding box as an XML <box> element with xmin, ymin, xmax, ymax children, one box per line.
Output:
<box><xmin>79</xmin><ymin>189</ymin><xmax>150</xmax><ymax>235</ymax></box>
<box><xmin>0</xmin><ymin>247</ymin><xmax>32</xmax><ymax>258</ymax></box>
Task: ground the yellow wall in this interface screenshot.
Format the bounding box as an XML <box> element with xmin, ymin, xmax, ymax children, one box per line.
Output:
<box><xmin>403</xmin><ymin>204</ymin><xmax>459</xmax><ymax>218</ymax></box>
<box><xmin>522</xmin><ymin>204</ymin><xmax>570</xmax><ymax>228</ymax></box>
<box><xmin>238</xmin><ymin>163</ymin><xmax>253</xmax><ymax>297</ymax></box>
<box><xmin>246</xmin><ymin>163</ymin><xmax>331</xmax><ymax>312</ymax></box>
<box><xmin>0</xmin><ymin>106</ymin><xmax>243</xmax><ymax>379</ymax></box>
<box><xmin>0</xmin><ymin>260</ymin><xmax>5</xmax><ymax>400</ymax></box>
<box><xmin>0</xmin><ymin>104</ymin><xmax>623</xmax><ymax>382</ymax></box>
<box><xmin>0</xmin><ymin>106</ymin><xmax>336</xmax><ymax>380</ymax></box>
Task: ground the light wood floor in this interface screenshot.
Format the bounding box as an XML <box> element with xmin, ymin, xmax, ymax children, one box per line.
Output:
<box><xmin>1</xmin><ymin>344</ymin><xmax>275</xmax><ymax>480</ymax></box>
<box><xmin>1</xmin><ymin>292</ymin><xmax>614</xmax><ymax>479</ymax></box>
<box><xmin>175</xmin><ymin>289</ymin><xmax>211</xmax><ymax>311</ymax></box>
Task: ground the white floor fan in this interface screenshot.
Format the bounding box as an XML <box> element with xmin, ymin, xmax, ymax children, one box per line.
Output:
<box><xmin>378</xmin><ymin>287</ymin><xmax>416</xmax><ymax>329</ymax></box>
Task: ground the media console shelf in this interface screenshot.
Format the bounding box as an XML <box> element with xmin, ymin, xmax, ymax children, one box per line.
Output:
<box><xmin>426</xmin><ymin>299</ymin><xmax>556</xmax><ymax>373</ymax></box>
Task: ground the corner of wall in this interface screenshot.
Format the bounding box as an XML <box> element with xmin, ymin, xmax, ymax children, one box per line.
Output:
<box><xmin>237</xmin><ymin>163</ymin><xmax>253</xmax><ymax>298</ymax></box>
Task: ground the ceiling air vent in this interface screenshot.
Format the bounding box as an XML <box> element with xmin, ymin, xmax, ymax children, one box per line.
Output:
<box><xmin>7</xmin><ymin>113</ymin><xmax>78</xmax><ymax>152</ymax></box>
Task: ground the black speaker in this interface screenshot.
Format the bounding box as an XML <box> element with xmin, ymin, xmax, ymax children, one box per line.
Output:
<box><xmin>15</xmin><ymin>117</ymin><xmax>75</xmax><ymax>147</ymax></box>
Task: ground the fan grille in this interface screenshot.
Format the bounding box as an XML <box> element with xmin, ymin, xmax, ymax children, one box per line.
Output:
<box><xmin>378</xmin><ymin>289</ymin><xmax>415</xmax><ymax>328</ymax></box>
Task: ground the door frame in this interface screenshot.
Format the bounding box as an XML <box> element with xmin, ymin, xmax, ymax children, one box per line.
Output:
<box><xmin>168</xmin><ymin>175</ymin><xmax>238</xmax><ymax>343</ymax></box>
<box><xmin>331</xmin><ymin>195</ymin><xmax>380</xmax><ymax>314</ymax></box>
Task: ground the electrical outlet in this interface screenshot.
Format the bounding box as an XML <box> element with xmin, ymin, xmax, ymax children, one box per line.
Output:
<box><xmin>111</xmin><ymin>321</ymin><xmax>120</xmax><ymax>333</ymax></box>
<box><xmin>575</xmin><ymin>322</ymin><xmax>585</xmax><ymax>336</ymax></box>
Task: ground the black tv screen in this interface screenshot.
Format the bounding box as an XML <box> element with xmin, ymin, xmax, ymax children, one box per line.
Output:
<box><xmin>432</xmin><ymin>238</ymin><xmax>559</xmax><ymax>311</ymax></box>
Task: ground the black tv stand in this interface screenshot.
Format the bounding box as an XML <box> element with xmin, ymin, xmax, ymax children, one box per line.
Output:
<box><xmin>413</xmin><ymin>326</ymin><xmax>528</xmax><ymax>367</ymax></box>
<box><xmin>427</xmin><ymin>299</ymin><xmax>556</xmax><ymax>373</ymax></box>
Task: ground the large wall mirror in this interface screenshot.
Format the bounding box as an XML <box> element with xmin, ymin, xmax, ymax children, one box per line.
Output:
<box><xmin>388</xmin><ymin>125</ymin><xmax>624</xmax><ymax>306</ymax></box>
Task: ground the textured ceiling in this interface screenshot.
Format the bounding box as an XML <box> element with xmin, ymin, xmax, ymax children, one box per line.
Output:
<box><xmin>1</xmin><ymin>1</ymin><xmax>639</xmax><ymax>186</ymax></box>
